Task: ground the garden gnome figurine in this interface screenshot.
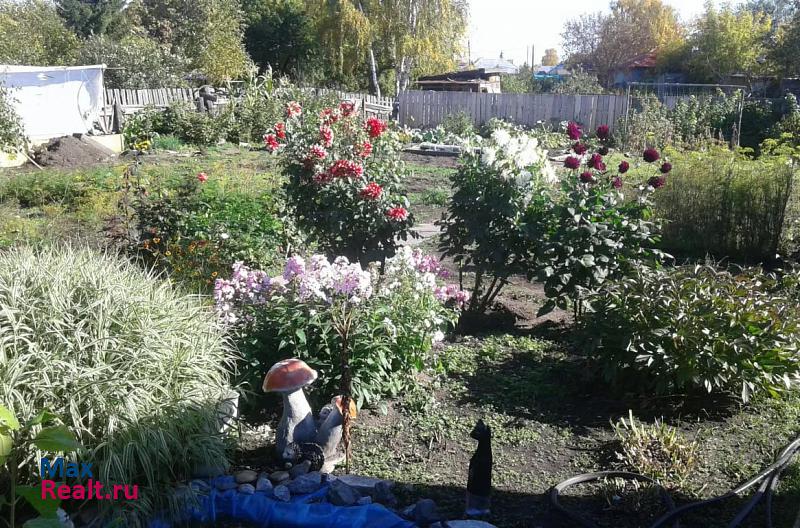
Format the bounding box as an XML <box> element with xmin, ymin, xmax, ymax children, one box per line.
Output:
<box><xmin>466</xmin><ymin>419</ymin><xmax>492</xmax><ymax>517</ymax></box>
<box><xmin>263</xmin><ymin>359</ymin><xmax>318</xmax><ymax>459</ymax></box>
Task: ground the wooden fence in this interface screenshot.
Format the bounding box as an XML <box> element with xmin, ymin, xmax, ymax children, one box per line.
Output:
<box><xmin>398</xmin><ymin>90</ymin><xmax>629</xmax><ymax>131</ymax></box>
<box><xmin>104</xmin><ymin>88</ymin><xmax>194</xmax><ymax>110</ymax></box>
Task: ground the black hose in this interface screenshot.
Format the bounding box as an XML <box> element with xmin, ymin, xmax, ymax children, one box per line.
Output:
<box><xmin>550</xmin><ymin>433</ymin><xmax>800</xmax><ymax>528</ymax></box>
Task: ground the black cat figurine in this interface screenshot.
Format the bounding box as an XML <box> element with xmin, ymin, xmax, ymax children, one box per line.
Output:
<box><xmin>466</xmin><ymin>419</ymin><xmax>492</xmax><ymax>516</ymax></box>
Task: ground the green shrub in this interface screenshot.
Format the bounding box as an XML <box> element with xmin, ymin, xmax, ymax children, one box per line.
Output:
<box><xmin>0</xmin><ymin>83</ymin><xmax>26</xmax><ymax>153</ymax></box>
<box><xmin>160</xmin><ymin>102</ymin><xmax>228</xmax><ymax>147</ymax></box>
<box><xmin>440</xmin><ymin>111</ymin><xmax>476</xmax><ymax>138</ymax></box>
<box><xmin>133</xmin><ymin>171</ymin><xmax>289</xmax><ymax>290</ymax></box>
<box><xmin>588</xmin><ymin>263</ymin><xmax>800</xmax><ymax>401</ymax></box>
<box><xmin>0</xmin><ymin>246</ymin><xmax>236</xmax><ymax>525</ymax></box>
<box><xmin>640</xmin><ymin>148</ymin><xmax>796</xmax><ymax>262</ymax></box>
<box><xmin>152</xmin><ymin>134</ymin><xmax>186</xmax><ymax>151</ymax></box>
<box><xmin>420</xmin><ymin>188</ymin><xmax>449</xmax><ymax>206</ymax></box>
<box><xmin>215</xmin><ymin>248</ymin><xmax>463</xmax><ymax>407</ymax></box>
<box><xmin>0</xmin><ymin>168</ymin><xmax>117</xmax><ymax>208</ymax></box>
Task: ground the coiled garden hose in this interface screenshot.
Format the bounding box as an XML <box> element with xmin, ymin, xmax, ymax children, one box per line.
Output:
<box><xmin>550</xmin><ymin>433</ymin><xmax>800</xmax><ymax>528</ymax></box>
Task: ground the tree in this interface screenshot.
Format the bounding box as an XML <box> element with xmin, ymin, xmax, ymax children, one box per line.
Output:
<box><xmin>132</xmin><ymin>0</ymin><xmax>250</xmax><ymax>83</ymax></box>
<box><xmin>541</xmin><ymin>48</ymin><xmax>559</xmax><ymax>66</ymax></box>
<box><xmin>55</xmin><ymin>0</ymin><xmax>128</xmax><ymax>38</ymax></box>
<box><xmin>242</xmin><ymin>0</ymin><xmax>320</xmax><ymax>79</ymax></box>
<box><xmin>744</xmin><ymin>0</ymin><xmax>798</xmax><ymax>28</ymax></box>
<box><xmin>0</xmin><ymin>0</ymin><xmax>80</xmax><ymax>65</ymax></box>
<box><xmin>78</xmin><ymin>34</ymin><xmax>190</xmax><ymax>88</ymax></box>
<box><xmin>562</xmin><ymin>0</ymin><xmax>685</xmax><ymax>85</ymax></box>
<box><xmin>771</xmin><ymin>10</ymin><xmax>800</xmax><ymax>77</ymax></box>
<box><xmin>687</xmin><ymin>3</ymin><xmax>772</xmax><ymax>82</ymax></box>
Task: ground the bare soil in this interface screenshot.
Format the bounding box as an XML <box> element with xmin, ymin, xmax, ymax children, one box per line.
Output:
<box><xmin>32</xmin><ymin>135</ymin><xmax>117</xmax><ymax>168</ymax></box>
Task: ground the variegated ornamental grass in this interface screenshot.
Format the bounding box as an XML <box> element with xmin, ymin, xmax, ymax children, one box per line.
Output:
<box><xmin>0</xmin><ymin>246</ymin><xmax>237</xmax><ymax>525</ymax></box>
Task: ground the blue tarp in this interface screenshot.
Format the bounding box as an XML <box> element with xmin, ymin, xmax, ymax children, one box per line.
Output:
<box><xmin>150</xmin><ymin>482</ymin><xmax>416</xmax><ymax>528</ymax></box>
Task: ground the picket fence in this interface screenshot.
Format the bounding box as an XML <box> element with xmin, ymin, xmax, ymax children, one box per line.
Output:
<box><xmin>398</xmin><ymin>90</ymin><xmax>629</xmax><ymax>131</ymax></box>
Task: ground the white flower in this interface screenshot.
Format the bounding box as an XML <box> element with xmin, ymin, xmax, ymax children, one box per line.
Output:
<box><xmin>491</xmin><ymin>128</ymin><xmax>512</xmax><ymax>147</ymax></box>
<box><xmin>220</xmin><ymin>232</ymin><xmax>230</xmax><ymax>240</ymax></box>
<box><xmin>432</xmin><ymin>330</ymin><xmax>445</xmax><ymax>343</ymax></box>
<box><xmin>481</xmin><ymin>146</ymin><xmax>497</xmax><ymax>166</ymax></box>
<box><xmin>383</xmin><ymin>317</ymin><xmax>397</xmax><ymax>338</ymax></box>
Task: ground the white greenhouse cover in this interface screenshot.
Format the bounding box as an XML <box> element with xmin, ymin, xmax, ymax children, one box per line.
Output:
<box><xmin>0</xmin><ymin>64</ymin><xmax>105</xmax><ymax>141</ymax></box>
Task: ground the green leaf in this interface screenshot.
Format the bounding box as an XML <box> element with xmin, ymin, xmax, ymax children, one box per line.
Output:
<box><xmin>295</xmin><ymin>328</ymin><xmax>307</xmax><ymax>345</ymax></box>
<box><xmin>33</xmin><ymin>426</ymin><xmax>81</xmax><ymax>453</ymax></box>
<box><xmin>17</xmin><ymin>486</ymin><xmax>61</xmax><ymax>518</ymax></box>
<box><xmin>0</xmin><ymin>404</ymin><xmax>20</xmax><ymax>432</ymax></box>
<box><xmin>23</xmin><ymin>518</ymin><xmax>64</xmax><ymax>528</ymax></box>
<box><xmin>25</xmin><ymin>410</ymin><xmax>58</xmax><ymax>428</ymax></box>
<box><xmin>0</xmin><ymin>433</ymin><xmax>12</xmax><ymax>465</ymax></box>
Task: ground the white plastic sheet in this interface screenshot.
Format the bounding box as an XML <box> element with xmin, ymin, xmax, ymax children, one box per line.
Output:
<box><xmin>0</xmin><ymin>64</ymin><xmax>105</xmax><ymax>141</ymax></box>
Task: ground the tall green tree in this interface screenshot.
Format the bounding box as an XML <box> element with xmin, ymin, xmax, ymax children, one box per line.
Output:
<box><xmin>771</xmin><ymin>10</ymin><xmax>800</xmax><ymax>77</ymax></box>
<box><xmin>0</xmin><ymin>0</ymin><xmax>80</xmax><ymax>65</ymax></box>
<box><xmin>132</xmin><ymin>0</ymin><xmax>250</xmax><ymax>83</ymax></box>
<box><xmin>744</xmin><ymin>0</ymin><xmax>798</xmax><ymax>27</ymax></box>
<box><xmin>562</xmin><ymin>0</ymin><xmax>685</xmax><ymax>86</ymax></box>
<box><xmin>55</xmin><ymin>0</ymin><xmax>127</xmax><ymax>38</ymax></box>
<box><xmin>686</xmin><ymin>2</ymin><xmax>772</xmax><ymax>82</ymax></box>
<box><xmin>242</xmin><ymin>0</ymin><xmax>320</xmax><ymax>79</ymax></box>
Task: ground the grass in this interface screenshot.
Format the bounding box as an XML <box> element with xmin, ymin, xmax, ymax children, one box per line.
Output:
<box><xmin>352</xmin><ymin>334</ymin><xmax>800</xmax><ymax>527</ymax></box>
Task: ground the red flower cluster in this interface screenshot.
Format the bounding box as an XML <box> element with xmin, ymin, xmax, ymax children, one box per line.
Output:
<box><xmin>573</xmin><ymin>142</ymin><xmax>588</xmax><ymax>155</ymax></box>
<box><xmin>274</xmin><ymin>122</ymin><xmax>286</xmax><ymax>139</ymax></box>
<box><xmin>328</xmin><ymin>159</ymin><xmax>364</xmax><ymax>179</ymax></box>
<box><xmin>580</xmin><ymin>171</ymin><xmax>595</xmax><ymax>183</ymax></box>
<box><xmin>643</xmin><ymin>148</ymin><xmax>660</xmax><ymax>163</ymax></box>
<box><xmin>263</xmin><ymin>133</ymin><xmax>281</xmax><ymax>152</ymax></box>
<box><xmin>618</xmin><ymin>161</ymin><xmax>630</xmax><ymax>173</ymax></box>
<box><xmin>320</xmin><ymin>108</ymin><xmax>340</xmax><ymax>125</ymax></box>
<box><xmin>286</xmin><ymin>101</ymin><xmax>302</xmax><ymax>118</ymax></box>
<box><xmin>567</xmin><ymin>121</ymin><xmax>582</xmax><ymax>140</ymax></box>
<box><xmin>648</xmin><ymin>176</ymin><xmax>666</xmax><ymax>189</ymax></box>
<box><xmin>340</xmin><ymin>101</ymin><xmax>356</xmax><ymax>117</ymax></box>
<box><xmin>612</xmin><ymin>176</ymin><xmax>623</xmax><ymax>189</ymax></box>
<box><xmin>319</xmin><ymin>125</ymin><xmax>334</xmax><ymax>148</ymax></box>
<box><xmin>564</xmin><ymin>156</ymin><xmax>581</xmax><ymax>169</ymax></box>
<box><xmin>305</xmin><ymin>145</ymin><xmax>328</xmax><ymax>165</ymax></box>
<box><xmin>357</xmin><ymin>140</ymin><xmax>373</xmax><ymax>158</ymax></box>
<box><xmin>359</xmin><ymin>182</ymin><xmax>383</xmax><ymax>200</ymax></box>
<box><xmin>365</xmin><ymin>117</ymin><xmax>388</xmax><ymax>138</ymax></box>
<box><xmin>596</xmin><ymin>125</ymin><xmax>610</xmax><ymax>140</ymax></box>
<box><xmin>197</xmin><ymin>172</ymin><xmax>208</xmax><ymax>183</ymax></box>
<box><xmin>660</xmin><ymin>162</ymin><xmax>672</xmax><ymax>174</ymax></box>
<box><xmin>587</xmin><ymin>153</ymin><xmax>605</xmax><ymax>171</ymax></box>
<box><xmin>386</xmin><ymin>206</ymin><xmax>408</xmax><ymax>221</ymax></box>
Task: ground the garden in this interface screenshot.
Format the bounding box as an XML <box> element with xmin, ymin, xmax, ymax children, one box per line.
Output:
<box><xmin>1</xmin><ymin>78</ymin><xmax>800</xmax><ymax>528</ymax></box>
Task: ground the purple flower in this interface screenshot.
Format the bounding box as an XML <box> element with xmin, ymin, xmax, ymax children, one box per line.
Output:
<box><xmin>587</xmin><ymin>153</ymin><xmax>604</xmax><ymax>169</ymax></box>
<box><xmin>580</xmin><ymin>171</ymin><xmax>595</xmax><ymax>183</ymax></box>
<box><xmin>573</xmin><ymin>142</ymin><xmax>588</xmax><ymax>155</ymax></box>
<box><xmin>564</xmin><ymin>156</ymin><xmax>581</xmax><ymax>169</ymax></box>
<box><xmin>660</xmin><ymin>162</ymin><xmax>672</xmax><ymax>174</ymax></box>
<box><xmin>612</xmin><ymin>176</ymin><xmax>623</xmax><ymax>189</ymax></box>
<box><xmin>567</xmin><ymin>121</ymin><xmax>582</xmax><ymax>140</ymax></box>
<box><xmin>283</xmin><ymin>255</ymin><xmax>306</xmax><ymax>281</ymax></box>
<box><xmin>598</xmin><ymin>146</ymin><xmax>609</xmax><ymax>156</ymax></box>
<box><xmin>618</xmin><ymin>161</ymin><xmax>630</xmax><ymax>174</ymax></box>
<box><xmin>596</xmin><ymin>125</ymin><xmax>610</xmax><ymax>140</ymax></box>
<box><xmin>648</xmin><ymin>175</ymin><xmax>666</xmax><ymax>189</ymax></box>
<box><xmin>643</xmin><ymin>148</ymin><xmax>660</xmax><ymax>163</ymax></box>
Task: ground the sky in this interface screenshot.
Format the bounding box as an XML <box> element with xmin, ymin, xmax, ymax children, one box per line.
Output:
<box><xmin>467</xmin><ymin>0</ymin><xmax>729</xmax><ymax>67</ymax></box>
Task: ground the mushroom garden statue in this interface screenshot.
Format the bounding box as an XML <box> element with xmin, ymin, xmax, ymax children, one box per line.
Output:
<box><xmin>263</xmin><ymin>358</ymin><xmax>318</xmax><ymax>457</ymax></box>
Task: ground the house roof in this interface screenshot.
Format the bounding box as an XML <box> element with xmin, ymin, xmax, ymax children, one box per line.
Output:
<box><xmin>472</xmin><ymin>57</ymin><xmax>519</xmax><ymax>75</ymax></box>
<box><xmin>418</xmin><ymin>68</ymin><xmax>501</xmax><ymax>82</ymax></box>
<box><xmin>623</xmin><ymin>51</ymin><xmax>658</xmax><ymax>69</ymax></box>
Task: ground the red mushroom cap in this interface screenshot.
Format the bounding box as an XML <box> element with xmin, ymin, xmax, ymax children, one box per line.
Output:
<box><xmin>332</xmin><ymin>395</ymin><xmax>358</xmax><ymax>419</ymax></box>
<box><xmin>263</xmin><ymin>358</ymin><xmax>318</xmax><ymax>393</ymax></box>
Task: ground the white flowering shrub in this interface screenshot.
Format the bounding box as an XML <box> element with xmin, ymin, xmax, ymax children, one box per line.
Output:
<box><xmin>439</xmin><ymin>124</ymin><xmax>556</xmax><ymax>314</ymax></box>
<box><xmin>215</xmin><ymin>248</ymin><xmax>467</xmax><ymax>405</ymax></box>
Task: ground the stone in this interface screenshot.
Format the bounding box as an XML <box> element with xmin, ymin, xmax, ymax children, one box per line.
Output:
<box><xmin>273</xmin><ymin>485</ymin><xmax>291</xmax><ymax>502</ymax></box>
<box><xmin>235</xmin><ymin>469</ymin><xmax>258</xmax><ymax>484</ymax></box>
<box><xmin>214</xmin><ymin>475</ymin><xmax>237</xmax><ymax>491</ymax></box>
<box><xmin>335</xmin><ymin>475</ymin><xmax>393</xmax><ymax>496</ymax></box>
<box><xmin>356</xmin><ymin>496</ymin><xmax>373</xmax><ymax>506</ymax></box>
<box><xmin>189</xmin><ymin>479</ymin><xmax>211</xmax><ymax>493</ymax></box>
<box><xmin>237</xmin><ymin>483</ymin><xmax>255</xmax><ymax>495</ymax></box>
<box><xmin>327</xmin><ymin>479</ymin><xmax>361</xmax><ymax>506</ymax></box>
<box><xmin>269</xmin><ymin>470</ymin><xmax>290</xmax><ymax>484</ymax></box>
<box><xmin>289</xmin><ymin>459</ymin><xmax>311</xmax><ymax>478</ymax></box>
<box><xmin>403</xmin><ymin>499</ymin><xmax>441</xmax><ymax>525</ymax></box>
<box><xmin>256</xmin><ymin>475</ymin><xmax>273</xmax><ymax>493</ymax></box>
<box><xmin>373</xmin><ymin>480</ymin><xmax>397</xmax><ymax>507</ymax></box>
<box><xmin>287</xmin><ymin>471</ymin><xmax>322</xmax><ymax>495</ymax></box>
<box><xmin>439</xmin><ymin>522</ymin><xmax>498</xmax><ymax>528</ymax></box>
